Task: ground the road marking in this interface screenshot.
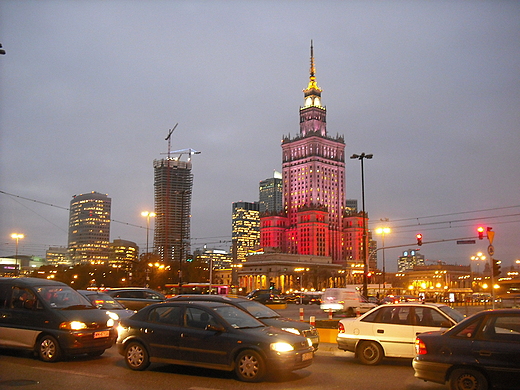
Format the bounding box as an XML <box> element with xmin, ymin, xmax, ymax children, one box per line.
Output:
<box><xmin>33</xmin><ymin>366</ymin><xmax>108</xmax><ymax>378</ymax></box>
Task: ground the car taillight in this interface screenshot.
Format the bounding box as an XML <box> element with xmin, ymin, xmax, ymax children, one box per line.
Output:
<box><xmin>415</xmin><ymin>338</ymin><xmax>427</xmax><ymax>355</ymax></box>
<box><xmin>338</xmin><ymin>322</ymin><xmax>345</xmax><ymax>333</ymax></box>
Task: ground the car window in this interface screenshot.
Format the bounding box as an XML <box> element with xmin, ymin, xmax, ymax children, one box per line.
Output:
<box><xmin>144</xmin><ymin>291</ymin><xmax>163</xmax><ymax>300</ymax></box>
<box><xmin>364</xmin><ymin>306</ymin><xmax>390</xmax><ymax>323</ymax></box>
<box><xmin>213</xmin><ymin>305</ymin><xmax>264</xmax><ymax>329</ymax></box>
<box><xmin>238</xmin><ymin>300</ymin><xmax>279</xmax><ymax>319</ymax></box>
<box><xmin>415</xmin><ymin>307</ymin><xmax>451</xmax><ymax>327</ymax></box>
<box><xmin>10</xmin><ymin>287</ymin><xmax>37</xmax><ymax>309</ymax></box>
<box><xmin>454</xmin><ymin>318</ymin><xmax>483</xmax><ymax>339</ymax></box>
<box><xmin>148</xmin><ymin>306</ymin><xmax>183</xmax><ymax>326</ymax></box>
<box><xmin>482</xmin><ymin>314</ymin><xmax>520</xmax><ymax>342</ymax></box>
<box><xmin>388</xmin><ymin>306</ymin><xmax>414</xmax><ymax>325</ymax></box>
<box><xmin>37</xmin><ymin>285</ymin><xmax>91</xmax><ymax>309</ymax></box>
<box><xmin>185</xmin><ymin>307</ymin><xmax>219</xmax><ymax>330</ymax></box>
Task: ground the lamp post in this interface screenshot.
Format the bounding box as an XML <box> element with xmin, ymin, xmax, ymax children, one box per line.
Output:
<box><xmin>10</xmin><ymin>233</ymin><xmax>24</xmax><ymax>273</ymax></box>
<box><xmin>375</xmin><ymin>227</ymin><xmax>390</xmax><ymax>291</ymax></box>
<box><xmin>141</xmin><ymin>211</ymin><xmax>156</xmax><ymax>255</ymax></box>
<box><xmin>350</xmin><ymin>152</ymin><xmax>373</xmax><ymax>298</ymax></box>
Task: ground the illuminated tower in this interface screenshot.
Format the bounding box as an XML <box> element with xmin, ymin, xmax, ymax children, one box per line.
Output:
<box><xmin>232</xmin><ymin>201</ymin><xmax>260</xmax><ymax>262</ymax></box>
<box><xmin>261</xmin><ymin>42</ymin><xmax>347</xmax><ymax>263</ymax></box>
<box><xmin>68</xmin><ymin>191</ymin><xmax>111</xmax><ymax>265</ymax></box>
<box><xmin>259</xmin><ymin>171</ymin><xmax>283</xmax><ymax>214</ymax></box>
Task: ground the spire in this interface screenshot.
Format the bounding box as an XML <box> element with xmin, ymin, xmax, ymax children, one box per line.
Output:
<box><xmin>306</xmin><ymin>40</ymin><xmax>321</xmax><ymax>93</ymax></box>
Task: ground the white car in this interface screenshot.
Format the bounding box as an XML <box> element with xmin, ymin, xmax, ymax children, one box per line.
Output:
<box><xmin>336</xmin><ymin>302</ymin><xmax>465</xmax><ymax>365</ymax></box>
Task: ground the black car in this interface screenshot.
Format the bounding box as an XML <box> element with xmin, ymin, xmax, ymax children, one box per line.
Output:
<box><xmin>413</xmin><ymin>309</ymin><xmax>520</xmax><ymax>390</ymax></box>
<box><xmin>168</xmin><ymin>295</ymin><xmax>320</xmax><ymax>349</ymax></box>
<box><xmin>78</xmin><ymin>290</ymin><xmax>135</xmax><ymax>322</ymax></box>
<box><xmin>116</xmin><ymin>301</ymin><xmax>314</xmax><ymax>382</ymax></box>
<box><xmin>246</xmin><ymin>289</ymin><xmax>286</xmax><ymax>304</ymax></box>
<box><xmin>105</xmin><ymin>287</ymin><xmax>165</xmax><ymax>311</ymax></box>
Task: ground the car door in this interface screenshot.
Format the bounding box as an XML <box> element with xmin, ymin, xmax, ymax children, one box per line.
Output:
<box><xmin>143</xmin><ymin>305</ymin><xmax>183</xmax><ymax>361</ymax></box>
<box><xmin>471</xmin><ymin>313</ymin><xmax>520</xmax><ymax>387</ymax></box>
<box><xmin>371</xmin><ymin>305</ymin><xmax>416</xmax><ymax>358</ymax></box>
<box><xmin>178</xmin><ymin>306</ymin><xmax>234</xmax><ymax>368</ymax></box>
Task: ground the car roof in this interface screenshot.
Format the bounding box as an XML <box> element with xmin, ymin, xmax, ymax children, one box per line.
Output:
<box><xmin>151</xmin><ymin>300</ymin><xmax>235</xmax><ymax>309</ymax></box>
<box><xmin>390</xmin><ymin>302</ymin><xmax>449</xmax><ymax>308</ymax></box>
<box><xmin>169</xmin><ymin>295</ymin><xmax>250</xmax><ymax>303</ymax></box>
<box><xmin>0</xmin><ymin>277</ymin><xmax>67</xmax><ymax>287</ymax></box>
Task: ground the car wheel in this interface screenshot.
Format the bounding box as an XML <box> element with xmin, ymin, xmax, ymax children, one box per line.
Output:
<box><xmin>235</xmin><ymin>349</ymin><xmax>266</xmax><ymax>382</ymax></box>
<box><xmin>124</xmin><ymin>341</ymin><xmax>150</xmax><ymax>371</ymax></box>
<box><xmin>357</xmin><ymin>341</ymin><xmax>384</xmax><ymax>365</ymax></box>
<box><xmin>346</xmin><ymin>307</ymin><xmax>355</xmax><ymax>317</ymax></box>
<box><xmin>448</xmin><ymin>368</ymin><xmax>488</xmax><ymax>390</ymax></box>
<box><xmin>37</xmin><ymin>335</ymin><xmax>61</xmax><ymax>362</ymax></box>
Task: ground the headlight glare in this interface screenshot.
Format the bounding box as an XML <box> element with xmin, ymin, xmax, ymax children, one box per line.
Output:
<box><xmin>270</xmin><ymin>342</ymin><xmax>294</xmax><ymax>352</ymax></box>
<box><xmin>60</xmin><ymin>321</ymin><xmax>87</xmax><ymax>330</ymax></box>
<box><xmin>281</xmin><ymin>327</ymin><xmax>301</xmax><ymax>336</ymax></box>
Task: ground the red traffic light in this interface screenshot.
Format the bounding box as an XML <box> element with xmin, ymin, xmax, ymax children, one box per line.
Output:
<box><xmin>477</xmin><ymin>226</ymin><xmax>485</xmax><ymax>240</ymax></box>
<box><xmin>416</xmin><ymin>233</ymin><xmax>423</xmax><ymax>246</ymax></box>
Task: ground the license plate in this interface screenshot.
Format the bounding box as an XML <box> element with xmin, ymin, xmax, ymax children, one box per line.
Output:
<box><xmin>301</xmin><ymin>352</ymin><xmax>313</xmax><ymax>361</ymax></box>
<box><xmin>94</xmin><ymin>331</ymin><xmax>110</xmax><ymax>339</ymax></box>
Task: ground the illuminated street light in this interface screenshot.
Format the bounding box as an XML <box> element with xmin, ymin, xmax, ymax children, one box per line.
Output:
<box><xmin>350</xmin><ymin>152</ymin><xmax>373</xmax><ymax>298</ymax></box>
<box><xmin>375</xmin><ymin>227</ymin><xmax>391</xmax><ymax>290</ymax></box>
<box><xmin>141</xmin><ymin>211</ymin><xmax>156</xmax><ymax>255</ymax></box>
<box><xmin>470</xmin><ymin>252</ymin><xmax>486</xmax><ymax>275</ymax></box>
<box><xmin>10</xmin><ymin>233</ymin><xmax>24</xmax><ymax>272</ymax></box>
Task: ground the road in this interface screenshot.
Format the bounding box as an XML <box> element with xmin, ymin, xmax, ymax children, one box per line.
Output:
<box><xmin>0</xmin><ymin>345</ymin><xmax>446</xmax><ymax>390</ymax></box>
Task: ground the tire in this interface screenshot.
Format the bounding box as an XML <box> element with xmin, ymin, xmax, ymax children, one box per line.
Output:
<box><xmin>235</xmin><ymin>349</ymin><xmax>266</xmax><ymax>382</ymax></box>
<box><xmin>448</xmin><ymin>368</ymin><xmax>488</xmax><ymax>390</ymax></box>
<box><xmin>346</xmin><ymin>307</ymin><xmax>355</xmax><ymax>317</ymax></box>
<box><xmin>357</xmin><ymin>341</ymin><xmax>384</xmax><ymax>365</ymax></box>
<box><xmin>37</xmin><ymin>335</ymin><xmax>62</xmax><ymax>362</ymax></box>
<box><xmin>124</xmin><ymin>341</ymin><xmax>150</xmax><ymax>371</ymax></box>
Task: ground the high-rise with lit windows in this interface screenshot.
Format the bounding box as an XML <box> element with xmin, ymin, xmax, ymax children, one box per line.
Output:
<box><xmin>260</xmin><ymin>43</ymin><xmax>363</xmax><ymax>265</ymax></box>
<box><xmin>68</xmin><ymin>191</ymin><xmax>111</xmax><ymax>265</ymax></box>
<box><xmin>259</xmin><ymin>171</ymin><xmax>283</xmax><ymax>214</ymax></box>
<box><xmin>232</xmin><ymin>201</ymin><xmax>260</xmax><ymax>262</ymax></box>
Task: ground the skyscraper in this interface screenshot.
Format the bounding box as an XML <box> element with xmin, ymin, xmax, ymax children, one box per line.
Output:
<box><xmin>259</xmin><ymin>171</ymin><xmax>283</xmax><ymax>214</ymax></box>
<box><xmin>68</xmin><ymin>191</ymin><xmax>111</xmax><ymax>265</ymax></box>
<box><xmin>153</xmin><ymin>157</ymin><xmax>193</xmax><ymax>267</ymax></box>
<box><xmin>260</xmin><ymin>42</ymin><xmax>350</xmax><ymax>264</ymax></box>
<box><xmin>232</xmin><ymin>201</ymin><xmax>260</xmax><ymax>262</ymax></box>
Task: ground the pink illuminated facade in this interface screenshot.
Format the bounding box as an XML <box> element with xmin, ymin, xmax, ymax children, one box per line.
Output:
<box><xmin>260</xmin><ymin>43</ymin><xmax>366</xmax><ymax>265</ymax></box>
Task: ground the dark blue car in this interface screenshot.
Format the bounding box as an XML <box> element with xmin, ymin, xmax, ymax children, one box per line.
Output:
<box><xmin>413</xmin><ymin>309</ymin><xmax>520</xmax><ymax>390</ymax></box>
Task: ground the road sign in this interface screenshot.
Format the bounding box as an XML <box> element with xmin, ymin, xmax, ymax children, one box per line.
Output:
<box><xmin>457</xmin><ymin>240</ymin><xmax>476</xmax><ymax>245</ymax></box>
<box><xmin>488</xmin><ymin>245</ymin><xmax>494</xmax><ymax>256</ymax></box>
<box><xmin>487</xmin><ymin>230</ymin><xmax>495</xmax><ymax>244</ymax></box>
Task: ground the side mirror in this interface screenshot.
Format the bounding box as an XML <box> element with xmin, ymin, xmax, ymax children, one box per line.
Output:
<box><xmin>206</xmin><ymin>324</ymin><xmax>225</xmax><ymax>332</ymax></box>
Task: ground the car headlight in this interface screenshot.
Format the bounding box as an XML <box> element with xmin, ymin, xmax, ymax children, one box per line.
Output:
<box><xmin>281</xmin><ymin>327</ymin><xmax>301</xmax><ymax>336</ymax></box>
<box><xmin>270</xmin><ymin>342</ymin><xmax>294</xmax><ymax>352</ymax></box>
<box><xmin>106</xmin><ymin>311</ymin><xmax>120</xmax><ymax>321</ymax></box>
<box><xmin>60</xmin><ymin>321</ymin><xmax>88</xmax><ymax>330</ymax></box>
<box><xmin>106</xmin><ymin>318</ymin><xmax>115</xmax><ymax>327</ymax></box>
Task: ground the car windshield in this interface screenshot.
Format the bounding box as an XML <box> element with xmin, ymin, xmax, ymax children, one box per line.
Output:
<box><xmin>213</xmin><ymin>305</ymin><xmax>266</xmax><ymax>329</ymax></box>
<box><xmin>439</xmin><ymin>305</ymin><xmax>465</xmax><ymax>323</ymax></box>
<box><xmin>236</xmin><ymin>300</ymin><xmax>281</xmax><ymax>319</ymax></box>
<box><xmin>36</xmin><ymin>285</ymin><xmax>93</xmax><ymax>309</ymax></box>
<box><xmin>87</xmin><ymin>293</ymin><xmax>126</xmax><ymax>310</ymax></box>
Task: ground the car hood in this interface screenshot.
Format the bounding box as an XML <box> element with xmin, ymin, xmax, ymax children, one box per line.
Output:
<box><xmin>260</xmin><ymin>316</ymin><xmax>313</xmax><ymax>332</ymax></box>
<box><xmin>239</xmin><ymin>326</ymin><xmax>310</xmax><ymax>346</ymax></box>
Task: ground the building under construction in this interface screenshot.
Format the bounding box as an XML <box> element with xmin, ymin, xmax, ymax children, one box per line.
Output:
<box><xmin>153</xmin><ymin>158</ymin><xmax>193</xmax><ymax>267</ymax></box>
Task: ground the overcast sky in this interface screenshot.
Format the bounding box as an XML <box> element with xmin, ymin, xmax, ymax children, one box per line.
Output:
<box><xmin>1</xmin><ymin>1</ymin><xmax>519</xmax><ymax>273</ymax></box>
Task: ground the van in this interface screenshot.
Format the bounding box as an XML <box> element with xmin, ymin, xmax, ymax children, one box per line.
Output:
<box><xmin>0</xmin><ymin>277</ymin><xmax>117</xmax><ymax>362</ymax></box>
<box><xmin>320</xmin><ymin>287</ymin><xmax>376</xmax><ymax>316</ymax></box>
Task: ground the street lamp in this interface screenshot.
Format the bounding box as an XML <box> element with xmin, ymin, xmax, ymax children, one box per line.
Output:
<box><xmin>141</xmin><ymin>211</ymin><xmax>156</xmax><ymax>255</ymax></box>
<box><xmin>375</xmin><ymin>227</ymin><xmax>390</xmax><ymax>290</ymax></box>
<box><xmin>10</xmin><ymin>233</ymin><xmax>24</xmax><ymax>272</ymax></box>
<box><xmin>350</xmin><ymin>152</ymin><xmax>373</xmax><ymax>298</ymax></box>
<box><xmin>471</xmin><ymin>252</ymin><xmax>486</xmax><ymax>275</ymax></box>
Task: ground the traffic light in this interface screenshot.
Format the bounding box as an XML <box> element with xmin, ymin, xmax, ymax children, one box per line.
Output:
<box><xmin>269</xmin><ymin>281</ymin><xmax>275</xmax><ymax>290</ymax></box>
<box><xmin>477</xmin><ymin>226</ymin><xmax>485</xmax><ymax>240</ymax></box>
<box><xmin>416</xmin><ymin>233</ymin><xmax>423</xmax><ymax>246</ymax></box>
<box><xmin>492</xmin><ymin>259</ymin><xmax>501</xmax><ymax>277</ymax></box>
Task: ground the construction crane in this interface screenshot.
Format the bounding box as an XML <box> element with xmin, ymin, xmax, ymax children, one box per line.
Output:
<box><xmin>162</xmin><ymin>124</ymin><xmax>201</xmax><ymax>161</ymax></box>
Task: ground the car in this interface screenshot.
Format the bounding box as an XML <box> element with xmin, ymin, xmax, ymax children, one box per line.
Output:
<box><xmin>246</xmin><ymin>289</ymin><xmax>286</xmax><ymax>304</ymax></box>
<box><xmin>105</xmin><ymin>287</ymin><xmax>165</xmax><ymax>311</ymax></box>
<box><xmin>336</xmin><ymin>302</ymin><xmax>465</xmax><ymax>365</ymax></box>
<box><xmin>78</xmin><ymin>290</ymin><xmax>135</xmax><ymax>323</ymax></box>
<box><xmin>116</xmin><ymin>300</ymin><xmax>314</xmax><ymax>382</ymax></box>
<box><xmin>168</xmin><ymin>294</ymin><xmax>320</xmax><ymax>350</ymax></box>
<box><xmin>321</xmin><ymin>287</ymin><xmax>376</xmax><ymax>315</ymax></box>
<box><xmin>413</xmin><ymin>309</ymin><xmax>520</xmax><ymax>390</ymax></box>
<box><xmin>0</xmin><ymin>277</ymin><xmax>117</xmax><ymax>362</ymax></box>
